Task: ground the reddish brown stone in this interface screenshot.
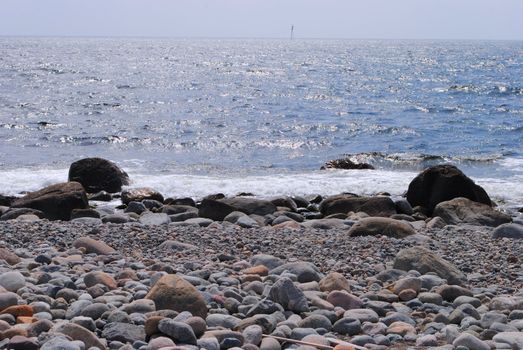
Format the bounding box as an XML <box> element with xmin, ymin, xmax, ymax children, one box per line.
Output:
<box><xmin>272</xmin><ymin>221</ymin><xmax>302</xmax><ymax>230</ymax></box>
<box><xmin>326</xmin><ymin>291</ymin><xmax>363</xmax><ymax>310</ymax></box>
<box><xmin>1</xmin><ymin>328</ymin><xmax>28</xmax><ymax>338</ymax></box>
<box><xmin>145</xmin><ymin>316</ymin><xmax>164</xmax><ymax>336</ymax></box>
<box><xmin>242</xmin><ymin>265</ymin><xmax>269</xmax><ymax>276</ymax></box>
<box><xmin>83</xmin><ymin>271</ymin><xmax>117</xmax><ymax>290</ymax></box>
<box><xmin>319</xmin><ymin>272</ymin><xmax>350</xmax><ymax>292</ymax></box>
<box><xmin>0</xmin><ymin>248</ymin><xmax>21</xmax><ymax>265</ymax></box>
<box><xmin>398</xmin><ymin>289</ymin><xmax>417</xmax><ymax>301</ymax></box>
<box><xmin>0</xmin><ymin>305</ymin><xmax>33</xmax><ymax>317</ymax></box>
<box><xmin>145</xmin><ymin>274</ymin><xmax>208</xmax><ymax>318</ymax></box>
<box><xmin>73</xmin><ymin>237</ymin><xmax>116</xmax><ymax>255</ymax></box>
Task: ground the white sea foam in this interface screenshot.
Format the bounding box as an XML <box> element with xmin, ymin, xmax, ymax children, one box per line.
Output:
<box><xmin>499</xmin><ymin>157</ymin><xmax>523</xmax><ymax>172</ymax></box>
<box><xmin>126</xmin><ymin>169</ymin><xmax>416</xmax><ymax>199</ymax></box>
<box><xmin>0</xmin><ymin>168</ymin><xmax>69</xmax><ymax>195</ymax></box>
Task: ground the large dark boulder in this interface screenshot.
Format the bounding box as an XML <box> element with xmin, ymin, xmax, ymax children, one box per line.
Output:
<box><xmin>319</xmin><ymin>194</ymin><xmax>396</xmax><ymax>217</ymax></box>
<box><xmin>68</xmin><ymin>157</ymin><xmax>129</xmax><ymax>193</ymax></box>
<box><xmin>406</xmin><ymin>165</ymin><xmax>491</xmax><ymax>215</ymax></box>
<box><xmin>11</xmin><ymin>182</ymin><xmax>88</xmax><ymax>221</ymax></box>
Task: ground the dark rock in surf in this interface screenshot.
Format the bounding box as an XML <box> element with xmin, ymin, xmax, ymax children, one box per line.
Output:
<box><xmin>319</xmin><ymin>194</ymin><xmax>396</xmax><ymax>217</ymax></box>
<box><xmin>406</xmin><ymin>164</ymin><xmax>491</xmax><ymax>215</ymax></box>
<box><xmin>68</xmin><ymin>157</ymin><xmax>129</xmax><ymax>193</ymax></box>
<box><xmin>11</xmin><ymin>182</ymin><xmax>88</xmax><ymax>221</ymax></box>
<box><xmin>121</xmin><ymin>187</ymin><xmax>164</xmax><ymax>205</ymax></box>
<box><xmin>321</xmin><ymin>158</ymin><xmax>375</xmax><ymax>170</ymax></box>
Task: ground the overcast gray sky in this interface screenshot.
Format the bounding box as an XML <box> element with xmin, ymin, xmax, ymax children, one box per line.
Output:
<box><xmin>1</xmin><ymin>0</ymin><xmax>522</xmax><ymax>40</ymax></box>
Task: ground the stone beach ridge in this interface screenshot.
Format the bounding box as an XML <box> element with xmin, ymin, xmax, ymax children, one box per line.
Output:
<box><xmin>0</xmin><ymin>158</ymin><xmax>522</xmax><ymax>350</ymax></box>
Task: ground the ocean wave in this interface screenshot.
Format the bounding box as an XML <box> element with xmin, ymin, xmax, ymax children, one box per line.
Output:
<box><xmin>446</xmin><ymin>84</ymin><xmax>522</xmax><ymax>96</ymax></box>
<box><xmin>338</xmin><ymin>152</ymin><xmax>504</xmax><ymax>170</ymax></box>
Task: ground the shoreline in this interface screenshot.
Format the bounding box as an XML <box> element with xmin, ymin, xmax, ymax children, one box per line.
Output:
<box><xmin>0</xmin><ymin>160</ymin><xmax>522</xmax><ymax>349</ymax></box>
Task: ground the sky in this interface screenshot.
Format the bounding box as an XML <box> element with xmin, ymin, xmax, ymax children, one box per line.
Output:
<box><xmin>1</xmin><ymin>0</ymin><xmax>522</xmax><ymax>40</ymax></box>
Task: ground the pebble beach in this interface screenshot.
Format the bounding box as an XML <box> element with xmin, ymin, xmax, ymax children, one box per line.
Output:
<box><xmin>0</xmin><ymin>159</ymin><xmax>523</xmax><ymax>350</ymax></box>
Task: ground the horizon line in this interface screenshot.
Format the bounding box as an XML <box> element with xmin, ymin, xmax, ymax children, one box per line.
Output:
<box><xmin>1</xmin><ymin>34</ymin><xmax>522</xmax><ymax>42</ymax></box>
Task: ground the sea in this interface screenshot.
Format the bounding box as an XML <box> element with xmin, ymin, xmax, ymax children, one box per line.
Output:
<box><xmin>0</xmin><ymin>38</ymin><xmax>522</xmax><ymax>209</ymax></box>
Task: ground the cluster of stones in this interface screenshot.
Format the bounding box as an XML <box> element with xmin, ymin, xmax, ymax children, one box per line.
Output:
<box><xmin>0</xmin><ymin>157</ymin><xmax>522</xmax><ymax>349</ymax></box>
<box><xmin>0</xmin><ymin>159</ymin><xmax>519</xmax><ymax>243</ymax></box>
<box><xmin>0</xmin><ymin>234</ymin><xmax>522</xmax><ymax>350</ymax></box>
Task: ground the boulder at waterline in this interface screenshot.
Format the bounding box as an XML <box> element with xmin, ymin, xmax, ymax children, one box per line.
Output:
<box><xmin>270</xmin><ymin>196</ymin><xmax>298</xmax><ymax>211</ymax></box>
<box><xmin>393</xmin><ymin>246</ymin><xmax>466</xmax><ymax>285</ymax></box>
<box><xmin>198</xmin><ymin>199</ymin><xmax>236</xmax><ymax>221</ymax></box>
<box><xmin>347</xmin><ymin>217</ymin><xmax>415</xmax><ymax>238</ymax></box>
<box><xmin>220</xmin><ymin>197</ymin><xmax>277</xmax><ymax>216</ymax></box>
<box><xmin>319</xmin><ymin>194</ymin><xmax>396</xmax><ymax>217</ymax></box>
<box><xmin>68</xmin><ymin>157</ymin><xmax>129</xmax><ymax>193</ymax></box>
<box><xmin>121</xmin><ymin>187</ymin><xmax>164</xmax><ymax>205</ymax></box>
<box><xmin>406</xmin><ymin>164</ymin><xmax>491</xmax><ymax>214</ymax></box>
<box><xmin>321</xmin><ymin>158</ymin><xmax>374</xmax><ymax>170</ymax></box>
<box><xmin>433</xmin><ymin>197</ymin><xmax>511</xmax><ymax>227</ymax></box>
<box><xmin>11</xmin><ymin>182</ymin><xmax>88</xmax><ymax>221</ymax></box>
<box><xmin>145</xmin><ymin>274</ymin><xmax>208</xmax><ymax>318</ymax></box>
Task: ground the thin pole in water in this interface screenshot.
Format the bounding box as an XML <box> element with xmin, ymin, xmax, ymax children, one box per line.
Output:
<box><xmin>290</xmin><ymin>25</ymin><xmax>294</xmax><ymax>40</ymax></box>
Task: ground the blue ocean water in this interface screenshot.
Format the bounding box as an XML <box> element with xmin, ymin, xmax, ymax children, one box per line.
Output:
<box><xmin>0</xmin><ymin>38</ymin><xmax>522</xmax><ymax>205</ymax></box>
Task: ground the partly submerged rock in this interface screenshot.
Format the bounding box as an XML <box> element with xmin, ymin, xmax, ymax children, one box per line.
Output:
<box><xmin>68</xmin><ymin>157</ymin><xmax>129</xmax><ymax>193</ymax></box>
<box><xmin>321</xmin><ymin>158</ymin><xmax>375</xmax><ymax>170</ymax></box>
<box><xmin>406</xmin><ymin>164</ymin><xmax>491</xmax><ymax>215</ymax></box>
